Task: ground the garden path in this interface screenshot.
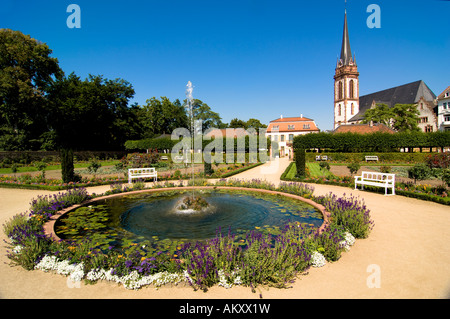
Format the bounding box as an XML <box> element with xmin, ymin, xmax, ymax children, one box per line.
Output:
<box><xmin>0</xmin><ymin>156</ymin><xmax>449</xmax><ymax>298</ymax></box>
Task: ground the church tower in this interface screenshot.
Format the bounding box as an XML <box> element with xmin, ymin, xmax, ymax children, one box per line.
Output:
<box><xmin>334</xmin><ymin>10</ymin><xmax>359</xmax><ymax>129</ymax></box>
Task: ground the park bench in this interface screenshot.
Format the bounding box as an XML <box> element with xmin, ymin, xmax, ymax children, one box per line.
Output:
<box><xmin>128</xmin><ymin>168</ymin><xmax>158</xmax><ymax>184</ymax></box>
<box><xmin>354</xmin><ymin>171</ymin><xmax>395</xmax><ymax>195</ymax></box>
<box><xmin>315</xmin><ymin>155</ymin><xmax>328</xmax><ymax>161</ymax></box>
<box><xmin>160</xmin><ymin>155</ymin><xmax>169</xmax><ymax>160</ymax></box>
<box><xmin>365</xmin><ymin>155</ymin><xmax>379</xmax><ymax>162</ymax></box>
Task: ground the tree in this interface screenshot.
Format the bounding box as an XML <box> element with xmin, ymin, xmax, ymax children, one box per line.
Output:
<box><xmin>246</xmin><ymin>118</ymin><xmax>267</xmax><ymax>133</ymax></box>
<box><xmin>189</xmin><ymin>99</ymin><xmax>223</xmax><ymax>132</ymax></box>
<box><xmin>362</xmin><ymin>103</ymin><xmax>420</xmax><ymax>133</ymax></box>
<box><xmin>362</xmin><ymin>103</ymin><xmax>394</xmax><ymax>128</ymax></box>
<box><xmin>138</xmin><ymin>97</ymin><xmax>188</xmax><ymax>138</ymax></box>
<box><xmin>47</xmin><ymin>73</ymin><xmax>135</xmax><ymax>182</ymax></box>
<box><xmin>229</xmin><ymin>118</ymin><xmax>247</xmax><ymax>129</ymax></box>
<box><xmin>391</xmin><ymin>104</ymin><xmax>420</xmax><ymax>133</ymax></box>
<box><xmin>0</xmin><ymin>29</ymin><xmax>63</xmax><ymax>150</ymax></box>
<box><xmin>47</xmin><ymin>73</ymin><xmax>136</xmax><ymax>151</ymax></box>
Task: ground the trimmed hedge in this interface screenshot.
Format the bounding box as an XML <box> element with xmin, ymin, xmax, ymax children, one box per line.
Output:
<box><xmin>125</xmin><ymin>136</ymin><xmax>271</xmax><ymax>152</ymax></box>
<box><xmin>305</xmin><ymin>152</ymin><xmax>433</xmax><ymax>163</ymax></box>
<box><xmin>294</xmin><ymin>131</ymin><xmax>450</xmax><ymax>153</ymax></box>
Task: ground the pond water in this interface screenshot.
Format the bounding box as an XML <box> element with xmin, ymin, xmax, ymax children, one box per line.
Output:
<box><xmin>55</xmin><ymin>189</ymin><xmax>323</xmax><ymax>254</ymax></box>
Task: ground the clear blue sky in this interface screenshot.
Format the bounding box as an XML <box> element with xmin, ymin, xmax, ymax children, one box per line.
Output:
<box><xmin>1</xmin><ymin>0</ymin><xmax>449</xmax><ymax>131</ymax></box>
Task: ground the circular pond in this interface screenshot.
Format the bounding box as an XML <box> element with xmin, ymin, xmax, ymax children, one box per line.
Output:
<box><xmin>54</xmin><ymin>188</ymin><xmax>324</xmax><ymax>253</ymax></box>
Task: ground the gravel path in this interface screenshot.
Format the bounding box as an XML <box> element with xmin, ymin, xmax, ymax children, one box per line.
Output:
<box><xmin>1</xmin><ymin>157</ymin><xmax>449</xmax><ymax>299</ymax></box>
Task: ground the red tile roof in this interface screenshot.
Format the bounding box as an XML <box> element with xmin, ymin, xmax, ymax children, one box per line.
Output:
<box><xmin>266</xmin><ymin>117</ymin><xmax>319</xmax><ymax>133</ymax></box>
<box><xmin>437</xmin><ymin>85</ymin><xmax>450</xmax><ymax>100</ymax></box>
<box><xmin>333</xmin><ymin>123</ymin><xmax>396</xmax><ymax>134</ymax></box>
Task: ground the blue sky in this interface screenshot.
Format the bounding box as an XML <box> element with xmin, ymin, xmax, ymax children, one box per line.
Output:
<box><xmin>1</xmin><ymin>0</ymin><xmax>449</xmax><ymax>131</ymax></box>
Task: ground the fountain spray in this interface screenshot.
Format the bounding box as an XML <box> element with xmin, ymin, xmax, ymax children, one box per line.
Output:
<box><xmin>186</xmin><ymin>81</ymin><xmax>195</xmax><ymax>200</ymax></box>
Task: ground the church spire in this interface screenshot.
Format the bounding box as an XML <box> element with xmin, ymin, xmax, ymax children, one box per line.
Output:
<box><xmin>339</xmin><ymin>10</ymin><xmax>355</xmax><ymax>66</ymax></box>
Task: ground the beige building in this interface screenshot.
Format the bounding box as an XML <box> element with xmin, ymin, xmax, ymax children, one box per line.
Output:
<box><xmin>437</xmin><ymin>85</ymin><xmax>450</xmax><ymax>131</ymax></box>
<box><xmin>266</xmin><ymin>116</ymin><xmax>320</xmax><ymax>158</ymax></box>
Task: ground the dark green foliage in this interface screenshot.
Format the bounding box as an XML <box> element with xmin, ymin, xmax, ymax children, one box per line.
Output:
<box><xmin>293</xmin><ymin>131</ymin><xmax>450</xmax><ymax>153</ymax></box>
<box><xmin>295</xmin><ymin>148</ymin><xmax>306</xmax><ymax>178</ymax></box>
<box><xmin>408</xmin><ymin>163</ymin><xmax>431</xmax><ymax>184</ymax></box>
<box><xmin>60</xmin><ymin>148</ymin><xmax>75</xmax><ymax>183</ymax></box>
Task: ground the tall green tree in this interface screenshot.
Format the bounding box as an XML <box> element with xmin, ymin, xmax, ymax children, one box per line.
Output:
<box><xmin>138</xmin><ymin>97</ymin><xmax>188</xmax><ymax>137</ymax></box>
<box><xmin>391</xmin><ymin>104</ymin><xmax>420</xmax><ymax>133</ymax></box>
<box><xmin>362</xmin><ymin>103</ymin><xmax>394</xmax><ymax>128</ymax></box>
<box><xmin>229</xmin><ymin>118</ymin><xmax>247</xmax><ymax>129</ymax></box>
<box><xmin>47</xmin><ymin>73</ymin><xmax>136</xmax><ymax>150</ymax></box>
<box><xmin>47</xmin><ymin>73</ymin><xmax>136</xmax><ymax>182</ymax></box>
<box><xmin>0</xmin><ymin>29</ymin><xmax>63</xmax><ymax>150</ymax></box>
<box><xmin>245</xmin><ymin>118</ymin><xmax>267</xmax><ymax>133</ymax></box>
<box><xmin>362</xmin><ymin>103</ymin><xmax>420</xmax><ymax>132</ymax></box>
<box><xmin>189</xmin><ymin>99</ymin><xmax>223</xmax><ymax>132</ymax></box>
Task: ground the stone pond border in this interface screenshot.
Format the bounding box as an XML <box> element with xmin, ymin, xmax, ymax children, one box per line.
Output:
<box><xmin>43</xmin><ymin>186</ymin><xmax>331</xmax><ymax>242</ymax></box>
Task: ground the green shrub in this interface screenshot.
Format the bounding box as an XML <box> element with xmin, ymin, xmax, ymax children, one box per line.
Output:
<box><xmin>87</xmin><ymin>157</ymin><xmax>102</xmax><ymax>175</ymax></box>
<box><xmin>408</xmin><ymin>163</ymin><xmax>431</xmax><ymax>184</ymax></box>
<box><xmin>380</xmin><ymin>165</ymin><xmax>392</xmax><ymax>173</ymax></box>
<box><xmin>347</xmin><ymin>162</ymin><xmax>360</xmax><ymax>176</ymax></box>
<box><xmin>295</xmin><ymin>148</ymin><xmax>306</xmax><ymax>178</ymax></box>
<box><xmin>319</xmin><ymin>161</ymin><xmax>330</xmax><ymax>171</ymax></box>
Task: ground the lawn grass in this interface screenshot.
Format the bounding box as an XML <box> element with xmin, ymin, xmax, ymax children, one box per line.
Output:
<box><xmin>0</xmin><ymin>160</ymin><xmax>120</xmax><ymax>174</ymax></box>
<box><xmin>307</xmin><ymin>162</ymin><xmax>335</xmax><ymax>178</ymax></box>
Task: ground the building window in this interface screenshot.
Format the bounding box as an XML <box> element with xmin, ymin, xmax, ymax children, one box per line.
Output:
<box><xmin>280</xmin><ymin>135</ymin><xmax>285</xmax><ymax>142</ymax></box>
<box><xmin>338</xmin><ymin>105</ymin><xmax>342</xmax><ymax>116</ymax></box>
<box><xmin>303</xmin><ymin>124</ymin><xmax>310</xmax><ymax>129</ymax></box>
<box><xmin>349</xmin><ymin>80</ymin><xmax>354</xmax><ymax>98</ymax></box>
<box><xmin>425</xmin><ymin>125</ymin><xmax>433</xmax><ymax>133</ymax></box>
<box><xmin>351</xmin><ymin>103</ymin><xmax>354</xmax><ymax>115</ymax></box>
<box><xmin>418</xmin><ymin>117</ymin><xmax>428</xmax><ymax>124</ymax></box>
<box><xmin>288</xmin><ymin>125</ymin><xmax>295</xmax><ymax>130</ymax></box>
<box><xmin>443</xmin><ymin>102</ymin><xmax>447</xmax><ymax>109</ymax></box>
<box><xmin>272</xmin><ymin>125</ymin><xmax>279</xmax><ymax>131</ymax></box>
<box><xmin>446</xmin><ymin>92</ymin><xmax>449</xmax><ymax>97</ymax></box>
<box><xmin>445</xmin><ymin>115</ymin><xmax>450</xmax><ymax>122</ymax></box>
<box><xmin>288</xmin><ymin>134</ymin><xmax>294</xmax><ymax>141</ymax></box>
<box><xmin>338</xmin><ymin>82</ymin><xmax>343</xmax><ymax>100</ymax></box>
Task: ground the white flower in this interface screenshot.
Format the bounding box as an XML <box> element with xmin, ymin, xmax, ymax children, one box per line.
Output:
<box><xmin>218</xmin><ymin>268</ymin><xmax>242</xmax><ymax>289</ymax></box>
<box><xmin>311</xmin><ymin>251</ymin><xmax>326</xmax><ymax>267</ymax></box>
<box><xmin>12</xmin><ymin>245</ymin><xmax>23</xmax><ymax>254</ymax></box>
<box><xmin>35</xmin><ymin>255</ymin><xmax>84</xmax><ymax>282</ymax></box>
<box><xmin>340</xmin><ymin>232</ymin><xmax>356</xmax><ymax>251</ymax></box>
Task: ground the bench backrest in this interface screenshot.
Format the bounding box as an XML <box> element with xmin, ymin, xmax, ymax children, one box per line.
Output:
<box><xmin>129</xmin><ymin>168</ymin><xmax>156</xmax><ymax>175</ymax></box>
<box><xmin>361</xmin><ymin>171</ymin><xmax>395</xmax><ymax>182</ymax></box>
<box><xmin>365</xmin><ymin>156</ymin><xmax>378</xmax><ymax>159</ymax></box>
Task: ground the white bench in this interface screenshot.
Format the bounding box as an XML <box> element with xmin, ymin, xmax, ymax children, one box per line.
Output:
<box><xmin>128</xmin><ymin>168</ymin><xmax>157</xmax><ymax>184</ymax></box>
<box><xmin>315</xmin><ymin>155</ymin><xmax>328</xmax><ymax>161</ymax></box>
<box><xmin>354</xmin><ymin>171</ymin><xmax>395</xmax><ymax>195</ymax></box>
<box><xmin>365</xmin><ymin>156</ymin><xmax>379</xmax><ymax>162</ymax></box>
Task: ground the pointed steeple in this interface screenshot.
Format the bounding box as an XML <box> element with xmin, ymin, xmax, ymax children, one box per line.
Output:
<box><xmin>339</xmin><ymin>10</ymin><xmax>355</xmax><ymax>66</ymax></box>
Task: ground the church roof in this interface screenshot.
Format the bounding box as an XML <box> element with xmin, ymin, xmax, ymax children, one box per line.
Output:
<box><xmin>350</xmin><ymin>80</ymin><xmax>436</xmax><ymax>122</ymax></box>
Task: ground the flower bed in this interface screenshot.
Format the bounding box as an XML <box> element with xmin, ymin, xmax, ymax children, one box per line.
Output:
<box><xmin>3</xmin><ymin>181</ymin><xmax>372</xmax><ymax>293</ymax></box>
<box><xmin>281</xmin><ymin>162</ymin><xmax>450</xmax><ymax>206</ymax></box>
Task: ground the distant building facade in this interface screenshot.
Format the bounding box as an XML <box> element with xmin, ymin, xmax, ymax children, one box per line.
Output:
<box><xmin>266</xmin><ymin>116</ymin><xmax>319</xmax><ymax>158</ymax></box>
<box><xmin>437</xmin><ymin>85</ymin><xmax>450</xmax><ymax>131</ymax></box>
